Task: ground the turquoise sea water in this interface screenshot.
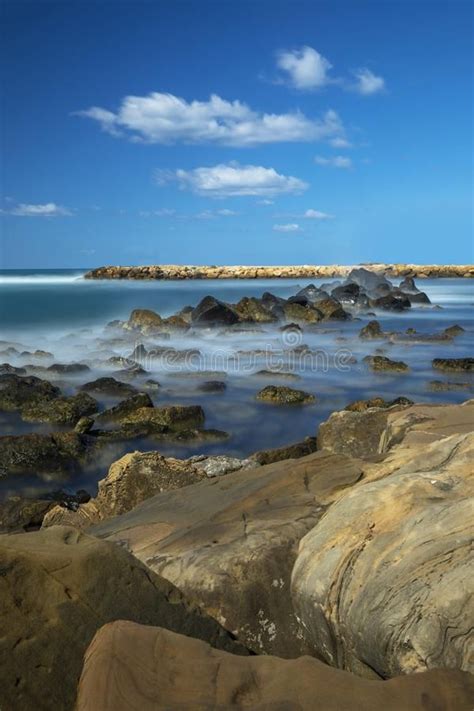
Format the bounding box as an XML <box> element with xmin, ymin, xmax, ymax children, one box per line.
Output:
<box><xmin>0</xmin><ymin>269</ymin><xmax>472</xmax><ymax>499</ymax></box>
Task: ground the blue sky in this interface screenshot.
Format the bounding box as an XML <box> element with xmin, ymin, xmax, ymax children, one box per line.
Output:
<box><xmin>1</xmin><ymin>0</ymin><xmax>472</xmax><ymax>268</ymax></box>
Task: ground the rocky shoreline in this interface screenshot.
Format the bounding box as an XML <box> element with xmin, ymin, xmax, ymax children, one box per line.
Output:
<box><xmin>84</xmin><ymin>263</ymin><xmax>474</xmax><ymax>280</ymax></box>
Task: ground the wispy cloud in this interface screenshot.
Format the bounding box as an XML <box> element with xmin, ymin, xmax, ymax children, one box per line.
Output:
<box><xmin>257</xmin><ymin>199</ymin><xmax>274</xmax><ymax>205</ymax></box>
<box><xmin>273</xmin><ymin>223</ymin><xmax>302</xmax><ymax>232</ymax></box>
<box><xmin>304</xmin><ymin>209</ymin><xmax>333</xmax><ymax>219</ymax></box>
<box><xmin>5</xmin><ymin>202</ymin><xmax>73</xmax><ymax>217</ymax></box>
<box><xmin>75</xmin><ymin>92</ymin><xmax>346</xmax><ymax>147</ymax></box>
<box><xmin>351</xmin><ymin>68</ymin><xmax>385</xmax><ymax>95</ymax></box>
<box><xmin>315</xmin><ymin>155</ymin><xmax>352</xmax><ymax>169</ymax></box>
<box><xmin>156</xmin><ymin>162</ymin><xmax>308</xmax><ymax>198</ymax></box>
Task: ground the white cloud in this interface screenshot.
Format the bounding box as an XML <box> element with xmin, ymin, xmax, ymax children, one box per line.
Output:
<box><xmin>304</xmin><ymin>209</ymin><xmax>333</xmax><ymax>219</ymax></box>
<box><xmin>154</xmin><ymin>208</ymin><xmax>176</xmax><ymax>216</ymax></box>
<box><xmin>277</xmin><ymin>46</ymin><xmax>332</xmax><ymax>89</ymax></box>
<box><xmin>8</xmin><ymin>202</ymin><xmax>72</xmax><ymax>217</ymax></box>
<box><xmin>157</xmin><ymin>162</ymin><xmax>308</xmax><ymax>198</ymax></box>
<box><xmin>352</xmin><ymin>69</ymin><xmax>385</xmax><ymax>95</ymax></box>
<box><xmin>315</xmin><ymin>155</ymin><xmax>352</xmax><ymax>169</ymax></box>
<box><xmin>257</xmin><ymin>199</ymin><xmax>274</xmax><ymax>205</ymax></box>
<box><xmin>273</xmin><ymin>223</ymin><xmax>301</xmax><ymax>232</ymax></box>
<box><xmin>76</xmin><ymin>92</ymin><xmax>345</xmax><ymax>147</ymax></box>
<box><xmin>216</xmin><ymin>208</ymin><xmax>238</xmax><ymax>216</ymax></box>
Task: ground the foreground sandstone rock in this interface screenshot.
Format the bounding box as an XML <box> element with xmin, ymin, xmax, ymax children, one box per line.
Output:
<box><xmin>76</xmin><ymin>622</ymin><xmax>474</xmax><ymax>711</ymax></box>
<box><xmin>0</xmin><ymin>526</ymin><xmax>246</xmax><ymax>711</ymax></box>
<box><xmin>292</xmin><ymin>428</ymin><xmax>474</xmax><ymax>678</ymax></box>
<box><xmin>92</xmin><ymin>450</ymin><xmax>364</xmax><ymax>657</ymax></box>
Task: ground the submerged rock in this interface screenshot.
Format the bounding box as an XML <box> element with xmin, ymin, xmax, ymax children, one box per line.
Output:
<box><xmin>256</xmin><ymin>385</ymin><xmax>315</xmax><ymax>404</ymax></box>
<box><xmin>119</xmin><ymin>404</ymin><xmax>205</xmax><ymax>431</ymax></box>
<box><xmin>428</xmin><ymin>380</ymin><xmax>474</xmax><ymax>392</ymax></box>
<box><xmin>0</xmin><ymin>432</ymin><xmax>93</xmax><ymax>478</ymax></box>
<box><xmin>0</xmin><ymin>363</ymin><xmax>27</xmax><ymax>375</ymax></box>
<box><xmin>95</xmin><ymin>392</ymin><xmax>154</xmax><ymax>424</ymax></box>
<box><xmin>432</xmin><ymin>357</ymin><xmax>474</xmax><ymax>372</ymax></box>
<box><xmin>196</xmin><ymin>380</ymin><xmax>227</xmax><ymax>393</ymax></box>
<box><xmin>359</xmin><ymin>320</ymin><xmax>384</xmax><ymax>339</ymax></box>
<box><xmin>444</xmin><ymin>324</ymin><xmax>465</xmax><ymax>337</ymax></box>
<box><xmin>191</xmin><ymin>296</ymin><xmax>239</xmax><ymax>326</ymax></box>
<box><xmin>79</xmin><ymin>377</ymin><xmax>139</xmax><ymax>397</ymax></box>
<box><xmin>363</xmin><ymin>355</ymin><xmax>409</xmax><ymax>372</ymax></box>
<box><xmin>47</xmin><ymin>362</ymin><xmax>90</xmax><ymax>374</ymax></box>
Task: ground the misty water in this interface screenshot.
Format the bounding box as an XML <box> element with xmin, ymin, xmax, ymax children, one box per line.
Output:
<box><xmin>0</xmin><ymin>270</ymin><xmax>472</xmax><ymax>499</ymax></box>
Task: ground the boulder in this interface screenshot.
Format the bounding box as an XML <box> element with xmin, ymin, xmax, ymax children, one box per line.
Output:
<box><xmin>252</xmin><ymin>436</ymin><xmax>318</xmax><ymax>465</ymax></box>
<box><xmin>429</xmin><ymin>380</ymin><xmax>473</xmax><ymax>392</ymax></box>
<box><xmin>128</xmin><ymin>308</ymin><xmax>163</xmax><ymax>332</ymax></box>
<box><xmin>0</xmin><ymin>373</ymin><xmax>60</xmax><ymax>411</ymax></box>
<box><xmin>233</xmin><ymin>296</ymin><xmax>277</xmax><ymax>323</ymax></box>
<box><xmin>371</xmin><ymin>293</ymin><xmax>411</xmax><ymax>310</ymax></box>
<box><xmin>0</xmin><ymin>363</ymin><xmax>26</xmax><ymax>375</ymax></box>
<box><xmin>21</xmin><ymin>392</ymin><xmax>98</xmax><ymax>425</ymax></box>
<box><xmin>0</xmin><ymin>432</ymin><xmax>93</xmax><ymax>478</ymax></box>
<box><xmin>75</xmin><ymin>622</ymin><xmax>474</xmax><ymax>711</ymax></box>
<box><xmin>47</xmin><ymin>362</ymin><xmax>90</xmax><ymax>374</ymax></box>
<box><xmin>191</xmin><ymin>296</ymin><xmax>239</xmax><ymax>325</ymax></box>
<box><xmin>79</xmin><ymin>377</ymin><xmax>139</xmax><ymax>397</ymax></box>
<box><xmin>256</xmin><ymin>385</ymin><xmax>315</xmax><ymax>405</ymax></box>
<box><xmin>347</xmin><ymin>267</ymin><xmax>391</xmax><ymax>293</ymax></box>
<box><xmin>292</xmin><ymin>430</ymin><xmax>474</xmax><ymax>678</ymax></box>
<box><xmin>0</xmin><ymin>497</ymin><xmax>55</xmax><ymax>533</ymax></box>
<box><xmin>444</xmin><ymin>324</ymin><xmax>465</xmax><ymax>337</ymax></box>
<box><xmin>95</xmin><ymin>392</ymin><xmax>154</xmax><ymax>424</ymax></box>
<box><xmin>345</xmin><ymin>396</ymin><xmax>413</xmax><ymax>412</ymax></box>
<box><xmin>92</xmin><ymin>450</ymin><xmax>364</xmax><ymax>657</ymax></box>
<box><xmin>311</xmin><ymin>297</ymin><xmax>348</xmax><ymax>319</ymax></box>
<box><xmin>363</xmin><ymin>355</ymin><xmax>409</xmax><ymax>372</ymax></box>
<box><xmin>0</xmin><ymin>527</ymin><xmax>246</xmax><ymax>711</ymax></box>
<box><xmin>359</xmin><ymin>320</ymin><xmax>384</xmax><ymax>339</ymax></box>
<box><xmin>432</xmin><ymin>357</ymin><xmax>474</xmax><ymax>373</ymax></box>
<box><xmin>120</xmin><ymin>404</ymin><xmax>205</xmax><ymax>431</ymax></box>
<box><xmin>196</xmin><ymin>380</ymin><xmax>227</xmax><ymax>393</ymax></box>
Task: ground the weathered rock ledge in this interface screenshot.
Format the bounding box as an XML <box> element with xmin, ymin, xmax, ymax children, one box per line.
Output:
<box><xmin>84</xmin><ymin>263</ymin><xmax>474</xmax><ymax>280</ymax></box>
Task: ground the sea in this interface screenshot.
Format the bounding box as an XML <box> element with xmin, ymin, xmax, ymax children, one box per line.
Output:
<box><xmin>0</xmin><ymin>269</ymin><xmax>473</xmax><ymax>499</ymax></box>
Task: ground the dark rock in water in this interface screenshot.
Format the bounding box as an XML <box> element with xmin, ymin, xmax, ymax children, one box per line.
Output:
<box><xmin>444</xmin><ymin>324</ymin><xmax>465</xmax><ymax>338</ymax></box>
<box><xmin>142</xmin><ymin>378</ymin><xmax>161</xmax><ymax>390</ymax></box>
<box><xmin>48</xmin><ymin>362</ymin><xmax>90</xmax><ymax>374</ymax></box>
<box><xmin>0</xmin><ymin>363</ymin><xmax>27</xmax><ymax>375</ymax></box>
<box><xmin>345</xmin><ymin>396</ymin><xmax>414</xmax><ymax>412</ymax></box>
<box><xmin>282</xmin><ymin>301</ymin><xmax>323</xmax><ymax>322</ymax></box>
<box><xmin>119</xmin><ymin>404</ymin><xmax>205</xmax><ymax>431</ymax></box>
<box><xmin>196</xmin><ymin>380</ymin><xmax>227</xmax><ymax>393</ymax></box>
<box><xmin>432</xmin><ymin>357</ymin><xmax>474</xmax><ymax>372</ymax></box>
<box><xmin>252</xmin><ymin>436</ymin><xmax>318</xmax><ymax>465</ymax></box>
<box><xmin>191</xmin><ymin>296</ymin><xmax>239</xmax><ymax>325</ymax></box>
<box><xmin>74</xmin><ymin>416</ymin><xmax>95</xmax><ymax>433</ymax></box>
<box><xmin>403</xmin><ymin>290</ymin><xmax>430</xmax><ymax>304</ymax></box>
<box><xmin>0</xmin><ymin>373</ymin><xmax>61</xmax><ymax>411</ymax></box>
<box><xmin>347</xmin><ymin>267</ymin><xmax>391</xmax><ymax>293</ymax></box>
<box><xmin>0</xmin><ymin>496</ymin><xmax>56</xmax><ymax>532</ymax></box>
<box><xmin>0</xmin><ymin>527</ymin><xmax>247</xmax><ymax>711</ymax></box>
<box><xmin>233</xmin><ymin>296</ymin><xmax>277</xmax><ymax>323</ymax></box>
<box><xmin>95</xmin><ymin>393</ymin><xmax>154</xmax><ymax>424</ymax></box>
<box><xmin>371</xmin><ymin>293</ymin><xmax>411</xmax><ymax>310</ymax></box>
<box><xmin>256</xmin><ymin>385</ymin><xmax>315</xmax><ymax>404</ymax></box>
<box><xmin>75</xmin><ymin>622</ymin><xmax>474</xmax><ymax>711</ymax></box>
<box><xmin>129</xmin><ymin>343</ymin><xmax>147</xmax><ymax>362</ymax></box>
<box><xmin>279</xmin><ymin>322</ymin><xmax>303</xmax><ymax>334</ymax></box>
<box><xmin>21</xmin><ymin>392</ymin><xmax>98</xmax><ymax>425</ymax></box>
<box><xmin>331</xmin><ymin>282</ymin><xmax>360</xmax><ymax>304</ymax></box>
<box><xmin>79</xmin><ymin>377</ymin><xmax>139</xmax><ymax>397</ymax></box>
<box><xmin>359</xmin><ymin>320</ymin><xmax>384</xmax><ymax>339</ymax></box>
<box><xmin>363</xmin><ymin>355</ymin><xmax>409</xmax><ymax>372</ymax></box>
<box><xmin>19</xmin><ymin>349</ymin><xmax>53</xmax><ymax>359</ymax></box>
<box><xmin>0</xmin><ymin>432</ymin><xmax>93</xmax><ymax>478</ymax></box>
<box><xmin>429</xmin><ymin>380</ymin><xmax>474</xmax><ymax>392</ymax></box>
<box><xmin>254</xmin><ymin>369</ymin><xmax>301</xmax><ymax>380</ymax></box>
<box><xmin>172</xmin><ymin>428</ymin><xmax>229</xmax><ymax>442</ymax></box>
<box><xmin>128</xmin><ymin>308</ymin><xmax>163</xmax><ymax>332</ymax></box>
<box><xmin>312</xmin><ymin>297</ymin><xmax>348</xmax><ymax>319</ymax></box>
<box><xmin>399</xmin><ymin>275</ymin><xmax>419</xmax><ymax>293</ymax></box>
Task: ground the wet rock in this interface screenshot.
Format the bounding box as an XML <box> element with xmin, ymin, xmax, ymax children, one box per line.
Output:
<box><xmin>345</xmin><ymin>396</ymin><xmax>413</xmax><ymax>412</ymax></box>
<box><xmin>254</xmin><ymin>369</ymin><xmax>301</xmax><ymax>380</ymax></box>
<box><xmin>233</xmin><ymin>296</ymin><xmax>277</xmax><ymax>323</ymax></box>
<box><xmin>128</xmin><ymin>308</ymin><xmax>163</xmax><ymax>332</ymax></box>
<box><xmin>76</xmin><ymin>622</ymin><xmax>474</xmax><ymax>711</ymax></box>
<box><xmin>312</xmin><ymin>297</ymin><xmax>348</xmax><ymax>319</ymax></box>
<box><xmin>282</xmin><ymin>301</ymin><xmax>323</xmax><ymax>323</ymax></box>
<box><xmin>21</xmin><ymin>392</ymin><xmax>98</xmax><ymax>425</ymax></box>
<box><xmin>196</xmin><ymin>380</ymin><xmax>227</xmax><ymax>393</ymax></box>
<box><xmin>347</xmin><ymin>267</ymin><xmax>392</xmax><ymax>294</ymax></box>
<box><xmin>444</xmin><ymin>324</ymin><xmax>465</xmax><ymax>337</ymax></box>
<box><xmin>0</xmin><ymin>526</ymin><xmax>246</xmax><ymax>711</ymax></box>
<box><xmin>0</xmin><ymin>432</ymin><xmax>93</xmax><ymax>478</ymax></box>
<box><xmin>95</xmin><ymin>392</ymin><xmax>154</xmax><ymax>424</ymax></box>
<box><xmin>399</xmin><ymin>275</ymin><xmax>419</xmax><ymax>292</ymax></box>
<box><xmin>252</xmin><ymin>436</ymin><xmax>318</xmax><ymax>465</ymax></box>
<box><xmin>0</xmin><ymin>496</ymin><xmax>55</xmax><ymax>532</ymax></box>
<box><xmin>403</xmin><ymin>290</ymin><xmax>430</xmax><ymax>304</ymax></box>
<box><xmin>0</xmin><ymin>373</ymin><xmax>61</xmax><ymax>411</ymax></box>
<box><xmin>79</xmin><ymin>377</ymin><xmax>139</xmax><ymax>397</ymax></box>
<box><xmin>359</xmin><ymin>320</ymin><xmax>384</xmax><ymax>339</ymax></box>
<box><xmin>432</xmin><ymin>357</ymin><xmax>474</xmax><ymax>372</ymax></box>
<box><xmin>279</xmin><ymin>322</ymin><xmax>303</xmax><ymax>334</ymax></box>
<box><xmin>129</xmin><ymin>343</ymin><xmax>147</xmax><ymax>361</ymax></box>
<box><xmin>256</xmin><ymin>385</ymin><xmax>315</xmax><ymax>404</ymax></box>
<box><xmin>121</xmin><ymin>405</ymin><xmax>205</xmax><ymax>431</ymax></box>
<box><xmin>371</xmin><ymin>293</ymin><xmax>411</xmax><ymax>310</ymax></box>
<box><xmin>331</xmin><ymin>282</ymin><xmax>360</xmax><ymax>304</ymax></box>
<box><xmin>428</xmin><ymin>380</ymin><xmax>474</xmax><ymax>392</ymax></box>
<box><xmin>47</xmin><ymin>362</ymin><xmax>91</xmax><ymax>374</ymax></box>
<box><xmin>0</xmin><ymin>363</ymin><xmax>27</xmax><ymax>375</ymax></box>
<box><xmin>74</xmin><ymin>416</ymin><xmax>95</xmax><ymax>433</ymax></box>
<box><xmin>191</xmin><ymin>296</ymin><xmax>239</xmax><ymax>326</ymax></box>
<box><xmin>363</xmin><ymin>355</ymin><xmax>409</xmax><ymax>372</ymax></box>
